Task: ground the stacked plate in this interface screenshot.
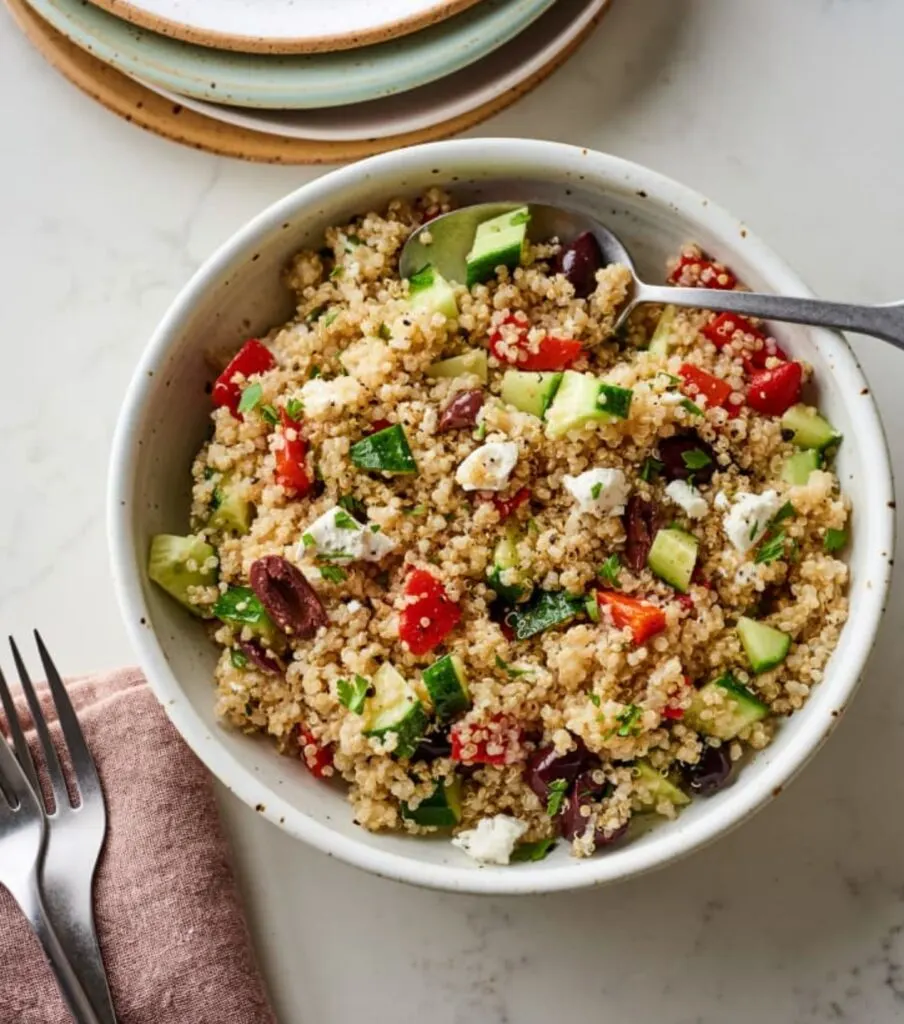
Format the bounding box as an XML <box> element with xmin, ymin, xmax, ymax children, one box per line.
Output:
<box><xmin>7</xmin><ymin>0</ymin><xmax>611</xmax><ymax>160</ymax></box>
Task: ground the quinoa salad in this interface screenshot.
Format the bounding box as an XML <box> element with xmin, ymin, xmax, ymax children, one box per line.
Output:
<box><xmin>148</xmin><ymin>192</ymin><xmax>850</xmax><ymax>866</ymax></box>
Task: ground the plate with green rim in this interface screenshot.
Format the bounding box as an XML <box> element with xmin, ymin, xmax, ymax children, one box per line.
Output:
<box><xmin>22</xmin><ymin>0</ymin><xmax>557</xmax><ymax>109</ymax></box>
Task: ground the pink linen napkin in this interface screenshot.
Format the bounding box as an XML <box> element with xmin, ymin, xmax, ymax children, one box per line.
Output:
<box><xmin>0</xmin><ymin>668</ymin><xmax>276</xmax><ymax>1024</ymax></box>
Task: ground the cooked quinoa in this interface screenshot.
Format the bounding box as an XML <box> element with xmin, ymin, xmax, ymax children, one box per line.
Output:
<box><xmin>148</xmin><ymin>190</ymin><xmax>850</xmax><ymax>865</ymax></box>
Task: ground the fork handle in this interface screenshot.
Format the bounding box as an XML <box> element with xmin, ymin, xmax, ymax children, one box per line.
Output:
<box><xmin>639</xmin><ymin>284</ymin><xmax>904</xmax><ymax>350</ymax></box>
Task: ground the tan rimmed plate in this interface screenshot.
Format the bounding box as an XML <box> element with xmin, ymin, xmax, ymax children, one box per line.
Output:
<box><xmin>4</xmin><ymin>0</ymin><xmax>604</xmax><ymax>163</ymax></box>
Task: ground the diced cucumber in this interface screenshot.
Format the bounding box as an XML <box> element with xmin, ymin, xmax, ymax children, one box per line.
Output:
<box><xmin>782</xmin><ymin>449</ymin><xmax>821</xmax><ymax>485</ymax></box>
<box><xmin>500</xmin><ymin>370</ymin><xmax>563</xmax><ymax>418</ymax></box>
<box><xmin>422</xmin><ymin>654</ymin><xmax>471</xmax><ymax>723</ymax></box>
<box><xmin>213</xmin><ymin>586</ymin><xmax>280</xmax><ymax>644</ymax></box>
<box><xmin>685</xmin><ymin>674</ymin><xmax>769</xmax><ymax>740</ymax></box>
<box><xmin>597</xmin><ymin>382</ymin><xmax>633</xmax><ymax>420</ymax></box>
<box><xmin>408</xmin><ymin>264</ymin><xmax>458</xmax><ymax>320</ymax></box>
<box><xmin>364</xmin><ymin>662</ymin><xmax>428</xmax><ymax>759</ymax></box>
<box><xmin>648</xmin><ymin>305</ymin><xmax>678</xmax><ymax>356</ymax></box>
<box><xmin>401</xmin><ymin>776</ymin><xmax>463</xmax><ymax>828</ymax></box>
<box><xmin>647</xmin><ymin>528</ymin><xmax>699</xmax><ymax>593</ymax></box>
<box><xmin>631</xmin><ymin>760</ymin><xmax>690</xmax><ymax>811</ymax></box>
<box><xmin>147</xmin><ymin>534</ymin><xmax>217</xmax><ymax>615</ymax></box>
<box><xmin>486</xmin><ymin>527</ymin><xmax>531</xmax><ymax>604</ymax></box>
<box><xmin>508</xmin><ymin>590</ymin><xmax>584</xmax><ymax>640</ymax></box>
<box><xmin>544</xmin><ymin>371</ymin><xmax>616</xmax><ymax>439</ymax></box>
<box><xmin>209</xmin><ymin>476</ymin><xmax>252</xmax><ymax>535</ymax></box>
<box><xmin>350</xmin><ymin>424</ymin><xmax>417</xmax><ymax>475</ymax></box>
<box><xmin>737</xmin><ymin>616</ymin><xmax>791</xmax><ymax>673</ymax></box>
<box><xmin>465</xmin><ymin>206</ymin><xmax>530</xmax><ymax>287</ymax></box>
<box><xmin>780</xmin><ymin>404</ymin><xmax>841</xmax><ymax>451</ymax></box>
<box><xmin>426</xmin><ymin>349</ymin><xmax>488</xmax><ymax>383</ymax></box>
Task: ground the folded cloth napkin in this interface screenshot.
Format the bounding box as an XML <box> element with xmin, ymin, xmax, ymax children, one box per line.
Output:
<box><xmin>0</xmin><ymin>668</ymin><xmax>276</xmax><ymax>1024</ymax></box>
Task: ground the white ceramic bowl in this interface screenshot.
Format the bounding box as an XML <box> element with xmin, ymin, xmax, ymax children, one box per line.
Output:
<box><xmin>108</xmin><ymin>140</ymin><xmax>894</xmax><ymax>894</ymax></box>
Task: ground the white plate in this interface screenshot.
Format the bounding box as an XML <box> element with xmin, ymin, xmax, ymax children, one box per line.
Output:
<box><xmin>131</xmin><ymin>0</ymin><xmax>609</xmax><ymax>141</ymax></box>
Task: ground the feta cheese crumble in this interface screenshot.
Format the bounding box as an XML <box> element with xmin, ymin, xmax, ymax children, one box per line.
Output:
<box><xmin>455</xmin><ymin>442</ymin><xmax>519</xmax><ymax>491</ymax></box>
<box><xmin>721</xmin><ymin>489</ymin><xmax>783</xmax><ymax>553</ymax></box>
<box><xmin>298</xmin><ymin>506</ymin><xmax>395</xmax><ymax>562</ymax></box>
<box><xmin>666</xmin><ymin>479</ymin><xmax>709</xmax><ymax>520</ymax></box>
<box><xmin>563</xmin><ymin>468</ymin><xmax>630</xmax><ymax>516</ymax></box>
<box><xmin>299</xmin><ymin>376</ymin><xmax>363</xmax><ymax>419</ymax></box>
<box><xmin>451</xmin><ymin>815</ymin><xmax>528</xmax><ymax>865</ymax></box>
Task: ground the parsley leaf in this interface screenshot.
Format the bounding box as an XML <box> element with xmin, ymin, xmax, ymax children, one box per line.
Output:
<box><xmin>755</xmin><ymin>531</ymin><xmax>786</xmax><ymax>564</ymax></box>
<box><xmin>370</xmin><ymin>524</ymin><xmax>382</xmax><ymax>533</ymax></box>
<box><xmin>658</xmin><ymin>372</ymin><xmax>682</xmax><ymax>385</ymax></box>
<box><xmin>260</xmin><ymin>404</ymin><xmax>279</xmax><ymax>425</ymax></box>
<box><xmin>345</xmin><ymin>234</ymin><xmax>363</xmax><ymax>251</ymax></box>
<box><xmin>237</xmin><ymin>382</ymin><xmax>263</xmax><ymax>414</ymax></box>
<box><xmin>402</xmin><ymin>505</ymin><xmax>427</xmax><ymax>516</ymax></box>
<box><xmin>338</xmin><ymin>494</ymin><xmax>367</xmax><ymax>521</ymax></box>
<box><xmin>337</xmin><ymin>674</ymin><xmax>369</xmax><ymax>713</ymax></box>
<box><xmin>749</xmin><ymin>519</ymin><xmax>760</xmax><ymax>542</ymax></box>
<box><xmin>378</xmin><ymin>322</ymin><xmax>392</xmax><ymax>341</ymax></box>
<box><xmin>329</xmin><ymin>265</ymin><xmax>344</xmax><ymax>280</ymax></box>
<box><xmin>333</xmin><ymin>509</ymin><xmax>359</xmax><ymax>530</ymax></box>
<box><xmin>590</xmin><ymin>482</ymin><xmax>603</xmax><ymax>500</ymax></box>
<box><xmin>612</xmin><ymin>704</ymin><xmax>643</xmax><ymax>738</ymax></box>
<box><xmin>511</xmin><ymin>838</ymin><xmax>557</xmax><ymax>862</ymax></box>
<box><xmin>301</xmin><ymin>533</ymin><xmax>316</xmax><ymax>549</ymax></box>
<box><xmin>230</xmin><ymin>648</ymin><xmax>248</xmax><ymax>669</ymax></box>
<box><xmin>495</xmin><ymin>654</ymin><xmax>534</xmax><ymax>678</ymax></box>
<box><xmin>285</xmin><ymin>398</ymin><xmax>304</xmax><ymax>422</ymax></box>
<box><xmin>306</xmin><ymin>304</ymin><xmax>326</xmax><ymax>323</ymax></box>
<box><xmin>320</xmin><ymin>565</ymin><xmax>348</xmax><ymax>583</ymax></box>
<box><xmin>824</xmin><ymin>528</ymin><xmax>847</xmax><ymax>553</ymax></box>
<box><xmin>639</xmin><ymin>457</ymin><xmax>665</xmax><ymax>482</ymax></box>
<box><xmin>474</xmin><ymin>421</ymin><xmax>488</xmax><ymax>441</ymax></box>
<box><xmin>588</xmin><ymin>693</ymin><xmax>601</xmax><ymax>707</ymax></box>
<box><xmin>681</xmin><ymin>448</ymin><xmax>712</xmax><ymax>471</ymax></box>
<box><xmin>323</xmin><ymin>310</ymin><xmax>339</xmax><ymax>328</ymax></box>
<box><xmin>309</xmin><ymin>365</ymin><xmax>322</xmax><ymax>379</ymax></box>
<box><xmin>598</xmin><ymin>554</ymin><xmax>621</xmax><ymax>587</ymax></box>
<box><xmin>680</xmin><ymin>398</ymin><xmax>704</xmax><ymax>417</ymax></box>
<box><xmin>546</xmin><ymin>778</ymin><xmax>568</xmax><ymax>817</ymax></box>
<box><xmin>769</xmin><ymin>501</ymin><xmax>795</xmax><ymax>528</ymax></box>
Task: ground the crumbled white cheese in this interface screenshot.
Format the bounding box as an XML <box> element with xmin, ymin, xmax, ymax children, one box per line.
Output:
<box><xmin>455</xmin><ymin>442</ymin><xmax>519</xmax><ymax>491</ymax></box>
<box><xmin>451</xmin><ymin>815</ymin><xmax>528</xmax><ymax>865</ymax></box>
<box><xmin>298</xmin><ymin>506</ymin><xmax>395</xmax><ymax>563</ymax></box>
<box><xmin>666</xmin><ymin>479</ymin><xmax>709</xmax><ymax>520</ymax></box>
<box><xmin>660</xmin><ymin>391</ymin><xmax>686</xmax><ymax>406</ymax></box>
<box><xmin>721</xmin><ymin>489</ymin><xmax>783</xmax><ymax>553</ymax></box>
<box><xmin>299</xmin><ymin>376</ymin><xmax>363</xmax><ymax>419</ymax></box>
<box><xmin>346</xmin><ymin>600</ymin><xmax>363</xmax><ymax>613</ymax></box>
<box><xmin>563</xmin><ymin>468</ymin><xmax>630</xmax><ymax>516</ymax></box>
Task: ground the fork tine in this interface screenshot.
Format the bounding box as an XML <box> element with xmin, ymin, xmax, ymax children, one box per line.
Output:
<box><xmin>0</xmin><ymin>731</ymin><xmax>35</xmax><ymax>807</ymax></box>
<box><xmin>0</xmin><ymin>662</ymin><xmax>41</xmax><ymax>795</ymax></box>
<box><xmin>34</xmin><ymin>631</ymin><xmax>101</xmax><ymax>799</ymax></box>
<box><xmin>9</xmin><ymin>637</ymin><xmax>70</xmax><ymax>810</ymax></box>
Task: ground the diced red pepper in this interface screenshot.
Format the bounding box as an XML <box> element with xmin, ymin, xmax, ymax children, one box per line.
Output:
<box><xmin>679</xmin><ymin>363</ymin><xmax>742</xmax><ymax>418</ymax></box>
<box><xmin>450</xmin><ymin>714</ymin><xmax>523</xmax><ymax>765</ymax></box>
<box><xmin>212</xmin><ymin>339</ymin><xmax>275</xmax><ymax>417</ymax></box>
<box><xmin>274</xmin><ymin>408</ymin><xmax>313</xmax><ymax>496</ymax></box>
<box><xmin>702</xmin><ymin>313</ymin><xmax>788</xmax><ymax>373</ymax></box>
<box><xmin>369</xmin><ymin>418</ymin><xmax>392</xmax><ymax>435</ymax></box>
<box><xmin>299</xmin><ymin>727</ymin><xmax>333</xmax><ymax>778</ymax></box>
<box><xmin>745</xmin><ymin>361</ymin><xmax>803</xmax><ymax>417</ymax></box>
<box><xmin>663</xmin><ymin>676</ymin><xmax>693</xmax><ymax>720</ymax></box>
<box><xmin>489</xmin><ymin>314</ymin><xmax>583</xmax><ymax>371</ymax></box>
<box><xmin>493</xmin><ymin>487</ymin><xmax>531</xmax><ymax>521</ymax></box>
<box><xmin>596</xmin><ymin>591</ymin><xmax>667</xmax><ymax>645</ymax></box>
<box><xmin>398</xmin><ymin>569</ymin><xmax>462</xmax><ymax>656</ymax></box>
<box><xmin>668</xmin><ymin>253</ymin><xmax>737</xmax><ymax>290</ymax></box>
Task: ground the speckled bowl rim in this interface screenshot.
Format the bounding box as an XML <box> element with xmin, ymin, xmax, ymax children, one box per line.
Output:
<box><xmin>109</xmin><ymin>140</ymin><xmax>895</xmax><ymax>894</ymax></box>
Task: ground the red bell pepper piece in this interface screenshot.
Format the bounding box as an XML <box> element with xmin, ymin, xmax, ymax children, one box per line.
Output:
<box><xmin>702</xmin><ymin>313</ymin><xmax>788</xmax><ymax>372</ymax></box>
<box><xmin>745</xmin><ymin>361</ymin><xmax>803</xmax><ymax>417</ymax></box>
<box><xmin>450</xmin><ymin>714</ymin><xmax>523</xmax><ymax>765</ymax></box>
<box><xmin>679</xmin><ymin>363</ymin><xmax>742</xmax><ymax>418</ymax></box>
<box><xmin>489</xmin><ymin>314</ymin><xmax>583</xmax><ymax>371</ymax></box>
<box><xmin>299</xmin><ymin>727</ymin><xmax>333</xmax><ymax>778</ymax></box>
<box><xmin>663</xmin><ymin>676</ymin><xmax>693</xmax><ymax>720</ymax></box>
<box><xmin>596</xmin><ymin>591</ymin><xmax>667</xmax><ymax>645</ymax></box>
<box><xmin>398</xmin><ymin>569</ymin><xmax>462</xmax><ymax>656</ymax></box>
<box><xmin>369</xmin><ymin>418</ymin><xmax>392</xmax><ymax>435</ymax></box>
<box><xmin>274</xmin><ymin>408</ymin><xmax>313</xmax><ymax>496</ymax></box>
<box><xmin>493</xmin><ymin>487</ymin><xmax>531</xmax><ymax>521</ymax></box>
<box><xmin>668</xmin><ymin>253</ymin><xmax>737</xmax><ymax>290</ymax></box>
<box><xmin>212</xmin><ymin>339</ymin><xmax>276</xmax><ymax>417</ymax></box>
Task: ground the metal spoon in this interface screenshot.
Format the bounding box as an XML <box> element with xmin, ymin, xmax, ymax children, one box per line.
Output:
<box><xmin>400</xmin><ymin>202</ymin><xmax>904</xmax><ymax>346</ymax></box>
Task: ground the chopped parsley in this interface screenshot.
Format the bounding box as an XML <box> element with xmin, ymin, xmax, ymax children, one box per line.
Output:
<box><xmin>749</xmin><ymin>520</ymin><xmax>760</xmax><ymax>542</ymax></box>
<box><xmin>598</xmin><ymin>554</ymin><xmax>622</xmax><ymax>587</ymax></box>
<box><xmin>309</xmin><ymin>365</ymin><xmax>322</xmax><ymax>379</ymax></box>
<box><xmin>301</xmin><ymin>533</ymin><xmax>316</xmax><ymax>548</ymax></box>
<box><xmin>511</xmin><ymin>838</ymin><xmax>557</xmax><ymax>863</ymax></box>
<box><xmin>639</xmin><ymin>457</ymin><xmax>665</xmax><ymax>482</ymax></box>
<box><xmin>474</xmin><ymin>421</ymin><xmax>488</xmax><ymax>441</ymax></box>
<box><xmin>680</xmin><ymin>398</ymin><xmax>704</xmax><ymax>417</ymax></box>
<box><xmin>588</xmin><ymin>693</ymin><xmax>601</xmax><ymax>707</ymax></box>
<box><xmin>323</xmin><ymin>310</ymin><xmax>339</xmax><ymax>328</ymax></box>
<box><xmin>285</xmin><ymin>398</ymin><xmax>304</xmax><ymax>422</ymax></box>
<box><xmin>378</xmin><ymin>322</ymin><xmax>392</xmax><ymax>341</ymax></box>
<box><xmin>681</xmin><ymin>448</ymin><xmax>712</xmax><ymax>471</ymax></box>
<box><xmin>337</xmin><ymin>674</ymin><xmax>369</xmax><ymax>713</ymax></box>
<box><xmin>237</xmin><ymin>382</ymin><xmax>263</xmax><ymax>414</ymax></box>
<box><xmin>344</xmin><ymin>234</ymin><xmax>363</xmax><ymax>251</ymax></box>
<box><xmin>260</xmin><ymin>404</ymin><xmax>279</xmax><ymax>426</ymax></box>
<box><xmin>370</xmin><ymin>524</ymin><xmax>382</xmax><ymax>533</ymax></box>
<box><xmin>824</xmin><ymin>528</ymin><xmax>847</xmax><ymax>553</ymax></box>
<box><xmin>612</xmin><ymin>704</ymin><xmax>643</xmax><ymax>738</ymax></box>
<box><xmin>658</xmin><ymin>372</ymin><xmax>682</xmax><ymax>385</ymax></box>
<box><xmin>546</xmin><ymin>778</ymin><xmax>568</xmax><ymax>817</ymax></box>
<box><xmin>305</xmin><ymin>304</ymin><xmax>327</xmax><ymax>323</ymax></box>
<box><xmin>333</xmin><ymin>509</ymin><xmax>359</xmax><ymax>530</ymax></box>
<box><xmin>495</xmin><ymin>655</ymin><xmax>534</xmax><ymax>678</ymax></box>
<box><xmin>590</xmin><ymin>482</ymin><xmax>603</xmax><ymax>500</ymax></box>
<box><xmin>230</xmin><ymin>648</ymin><xmax>248</xmax><ymax>669</ymax></box>
<box><xmin>755</xmin><ymin>531</ymin><xmax>787</xmax><ymax>565</ymax></box>
<box><xmin>329</xmin><ymin>265</ymin><xmax>344</xmax><ymax>280</ymax></box>
<box><xmin>402</xmin><ymin>505</ymin><xmax>427</xmax><ymax>516</ymax></box>
<box><xmin>338</xmin><ymin>494</ymin><xmax>367</xmax><ymax>521</ymax></box>
<box><xmin>320</xmin><ymin>565</ymin><xmax>348</xmax><ymax>583</ymax></box>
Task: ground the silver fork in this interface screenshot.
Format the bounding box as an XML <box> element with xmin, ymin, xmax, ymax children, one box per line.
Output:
<box><xmin>0</xmin><ymin>633</ymin><xmax>117</xmax><ymax>1024</ymax></box>
<box><xmin>0</xmin><ymin>725</ymin><xmax>102</xmax><ymax>1023</ymax></box>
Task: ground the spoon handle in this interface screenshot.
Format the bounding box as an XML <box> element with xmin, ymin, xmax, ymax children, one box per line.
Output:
<box><xmin>641</xmin><ymin>285</ymin><xmax>904</xmax><ymax>350</ymax></box>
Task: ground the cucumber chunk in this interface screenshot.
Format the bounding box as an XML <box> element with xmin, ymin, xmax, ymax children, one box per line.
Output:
<box><xmin>544</xmin><ymin>371</ymin><xmax>618</xmax><ymax>439</ymax></box>
<box><xmin>213</xmin><ymin>586</ymin><xmax>280</xmax><ymax>644</ymax></box>
<box><xmin>781</xmin><ymin>449</ymin><xmax>821</xmax><ymax>485</ymax></box>
<box><xmin>364</xmin><ymin>662</ymin><xmax>428</xmax><ymax>759</ymax></box>
<box><xmin>737</xmin><ymin>616</ymin><xmax>791</xmax><ymax>673</ymax></box>
<box><xmin>422</xmin><ymin>654</ymin><xmax>471</xmax><ymax>722</ymax></box>
<box><xmin>632</xmin><ymin>760</ymin><xmax>690</xmax><ymax>811</ymax></box>
<box><xmin>401</xmin><ymin>776</ymin><xmax>463</xmax><ymax>828</ymax></box>
<box><xmin>209</xmin><ymin>476</ymin><xmax>252</xmax><ymax>535</ymax></box>
<box><xmin>647</xmin><ymin>528</ymin><xmax>699</xmax><ymax>593</ymax></box>
<box><xmin>408</xmin><ymin>264</ymin><xmax>458</xmax><ymax>320</ymax></box>
<box><xmin>500</xmin><ymin>370</ymin><xmax>563</xmax><ymax>418</ymax></box>
<box><xmin>507</xmin><ymin>590</ymin><xmax>585</xmax><ymax>640</ymax></box>
<box><xmin>350</xmin><ymin>424</ymin><xmax>417</xmax><ymax>475</ymax></box>
<box><xmin>147</xmin><ymin>534</ymin><xmax>217</xmax><ymax>615</ymax></box>
<box><xmin>465</xmin><ymin>206</ymin><xmax>530</xmax><ymax>287</ymax></box>
<box><xmin>685</xmin><ymin>674</ymin><xmax>769</xmax><ymax>740</ymax></box>
<box><xmin>426</xmin><ymin>349</ymin><xmax>488</xmax><ymax>383</ymax></box>
<box><xmin>487</xmin><ymin>527</ymin><xmax>532</xmax><ymax>604</ymax></box>
<box><xmin>781</xmin><ymin>404</ymin><xmax>841</xmax><ymax>451</ymax></box>
<box><xmin>648</xmin><ymin>305</ymin><xmax>678</xmax><ymax>356</ymax></box>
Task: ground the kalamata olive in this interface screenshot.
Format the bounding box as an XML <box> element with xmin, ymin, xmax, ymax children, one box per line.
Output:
<box><xmin>559</xmin><ymin>769</ymin><xmax>626</xmax><ymax>849</ymax></box>
<box><xmin>438</xmin><ymin>389</ymin><xmax>484</xmax><ymax>433</ymax></box>
<box><xmin>249</xmin><ymin>555</ymin><xmax>329</xmax><ymax>639</ymax></box>
<box><xmin>525</xmin><ymin>738</ymin><xmax>593</xmax><ymax>802</ymax></box>
<box><xmin>413</xmin><ymin>731</ymin><xmax>453</xmax><ymax>762</ymax></box>
<box><xmin>624</xmin><ymin>495</ymin><xmax>660</xmax><ymax>572</ymax></box>
<box><xmin>658</xmin><ymin>433</ymin><xmax>718</xmax><ymax>484</ymax></box>
<box><xmin>238</xmin><ymin>640</ymin><xmax>282</xmax><ymax>675</ymax></box>
<box><xmin>684</xmin><ymin>745</ymin><xmax>733</xmax><ymax>796</ymax></box>
<box><xmin>555</xmin><ymin>232</ymin><xmax>604</xmax><ymax>298</ymax></box>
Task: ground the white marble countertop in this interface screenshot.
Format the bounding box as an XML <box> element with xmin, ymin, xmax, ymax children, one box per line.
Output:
<box><xmin>4</xmin><ymin>0</ymin><xmax>904</xmax><ymax>1020</ymax></box>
